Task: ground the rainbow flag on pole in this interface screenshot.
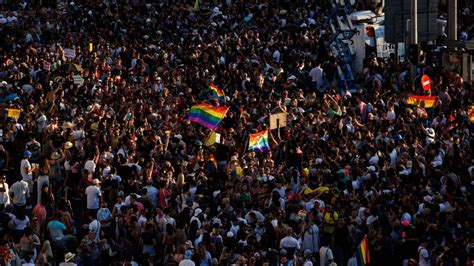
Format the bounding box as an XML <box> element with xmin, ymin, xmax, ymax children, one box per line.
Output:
<box><xmin>407</xmin><ymin>95</ymin><xmax>437</xmax><ymax>108</ymax></box>
<box><xmin>189</xmin><ymin>103</ymin><xmax>229</xmax><ymax>130</ymax></box>
<box><xmin>248</xmin><ymin>129</ymin><xmax>270</xmax><ymax>153</ymax></box>
<box><xmin>356</xmin><ymin>235</ymin><xmax>371</xmax><ymax>266</ymax></box>
<box><xmin>209</xmin><ymin>84</ymin><xmax>225</xmax><ymax>102</ymax></box>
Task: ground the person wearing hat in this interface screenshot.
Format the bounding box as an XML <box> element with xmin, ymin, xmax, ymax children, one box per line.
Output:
<box><xmin>85</xmin><ymin>179</ymin><xmax>102</xmax><ymax>216</ymax></box>
<box><xmin>422</xmin><ymin>123</ymin><xmax>436</xmax><ymax>145</ymax></box>
<box><xmin>20</xmin><ymin>150</ymin><xmax>36</xmax><ymax>207</ymax></box>
<box><xmin>59</xmin><ymin>252</ymin><xmax>77</xmax><ymax>266</ymax></box>
<box><xmin>179</xmin><ymin>249</ymin><xmax>195</xmax><ymax>266</ymax></box>
<box><xmin>63</xmin><ymin>141</ymin><xmax>74</xmax><ymax>186</ymax></box>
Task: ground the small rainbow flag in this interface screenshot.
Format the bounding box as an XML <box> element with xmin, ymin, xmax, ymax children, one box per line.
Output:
<box><xmin>189</xmin><ymin>103</ymin><xmax>229</xmax><ymax>130</ymax></box>
<box><xmin>248</xmin><ymin>129</ymin><xmax>270</xmax><ymax>153</ymax></box>
<box><xmin>209</xmin><ymin>84</ymin><xmax>225</xmax><ymax>102</ymax></box>
<box><xmin>356</xmin><ymin>235</ymin><xmax>370</xmax><ymax>266</ymax></box>
<box><xmin>407</xmin><ymin>95</ymin><xmax>437</xmax><ymax>108</ymax></box>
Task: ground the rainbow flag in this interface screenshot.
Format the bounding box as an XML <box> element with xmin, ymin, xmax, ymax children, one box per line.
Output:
<box><xmin>248</xmin><ymin>129</ymin><xmax>270</xmax><ymax>153</ymax></box>
<box><xmin>407</xmin><ymin>95</ymin><xmax>437</xmax><ymax>108</ymax></box>
<box><xmin>209</xmin><ymin>85</ymin><xmax>225</xmax><ymax>102</ymax></box>
<box><xmin>189</xmin><ymin>103</ymin><xmax>229</xmax><ymax>130</ymax></box>
<box><xmin>356</xmin><ymin>235</ymin><xmax>370</xmax><ymax>266</ymax></box>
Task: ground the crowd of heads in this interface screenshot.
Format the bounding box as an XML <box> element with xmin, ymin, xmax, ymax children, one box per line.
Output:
<box><xmin>0</xmin><ymin>0</ymin><xmax>473</xmax><ymax>265</ymax></box>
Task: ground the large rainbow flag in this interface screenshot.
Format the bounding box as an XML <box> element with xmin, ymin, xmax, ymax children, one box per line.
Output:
<box><xmin>248</xmin><ymin>129</ymin><xmax>270</xmax><ymax>153</ymax></box>
<box><xmin>356</xmin><ymin>235</ymin><xmax>371</xmax><ymax>266</ymax></box>
<box><xmin>209</xmin><ymin>84</ymin><xmax>225</xmax><ymax>102</ymax></box>
<box><xmin>407</xmin><ymin>95</ymin><xmax>437</xmax><ymax>108</ymax></box>
<box><xmin>189</xmin><ymin>103</ymin><xmax>229</xmax><ymax>130</ymax></box>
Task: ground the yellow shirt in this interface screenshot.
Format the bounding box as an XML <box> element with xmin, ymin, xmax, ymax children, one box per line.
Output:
<box><xmin>323</xmin><ymin>211</ymin><xmax>339</xmax><ymax>234</ymax></box>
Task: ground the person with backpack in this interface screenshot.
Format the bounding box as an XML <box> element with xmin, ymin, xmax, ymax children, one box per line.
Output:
<box><xmin>319</xmin><ymin>237</ymin><xmax>335</xmax><ymax>266</ymax></box>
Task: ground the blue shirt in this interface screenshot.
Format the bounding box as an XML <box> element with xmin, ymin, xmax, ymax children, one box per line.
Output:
<box><xmin>47</xmin><ymin>220</ymin><xmax>66</xmax><ymax>240</ymax></box>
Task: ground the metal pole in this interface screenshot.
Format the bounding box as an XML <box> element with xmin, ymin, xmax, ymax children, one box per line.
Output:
<box><xmin>410</xmin><ymin>0</ymin><xmax>418</xmax><ymax>45</ymax></box>
<box><xmin>447</xmin><ymin>0</ymin><xmax>457</xmax><ymax>44</ymax></box>
<box><xmin>410</xmin><ymin>0</ymin><xmax>418</xmax><ymax>83</ymax></box>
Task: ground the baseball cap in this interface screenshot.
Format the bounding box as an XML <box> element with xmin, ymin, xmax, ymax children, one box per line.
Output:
<box><xmin>184</xmin><ymin>250</ymin><xmax>192</xmax><ymax>259</ymax></box>
<box><xmin>23</xmin><ymin>150</ymin><xmax>32</xmax><ymax>158</ymax></box>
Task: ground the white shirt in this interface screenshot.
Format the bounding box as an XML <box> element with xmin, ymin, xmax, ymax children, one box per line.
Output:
<box><xmin>72</xmin><ymin>130</ymin><xmax>85</xmax><ymax>147</ymax></box>
<box><xmin>0</xmin><ymin>182</ymin><xmax>10</xmax><ymax>205</ymax></box>
<box><xmin>418</xmin><ymin>246</ymin><xmax>429</xmax><ymax>266</ymax></box>
<box><xmin>20</xmin><ymin>159</ymin><xmax>32</xmax><ymax>181</ymax></box>
<box><xmin>84</xmin><ymin>160</ymin><xmax>96</xmax><ymax>175</ymax></box>
<box><xmin>389</xmin><ymin>149</ymin><xmax>398</xmax><ymax>167</ymax></box>
<box><xmin>36</xmin><ymin>115</ymin><xmax>47</xmax><ymax>132</ymax></box>
<box><xmin>102</xmin><ymin>151</ymin><xmax>114</xmax><ymax>162</ymax></box>
<box><xmin>89</xmin><ymin>219</ymin><xmax>101</xmax><ymax>241</ymax></box>
<box><xmin>386</xmin><ymin>110</ymin><xmax>396</xmax><ymax>121</ymax></box>
<box><xmin>85</xmin><ymin>185</ymin><xmax>101</xmax><ymax>209</ymax></box>
<box><xmin>12</xmin><ymin>215</ymin><xmax>29</xmax><ymax>230</ymax></box>
<box><xmin>319</xmin><ymin>246</ymin><xmax>334</xmax><ymax>266</ymax></box>
<box><xmin>102</xmin><ymin>166</ymin><xmax>111</xmax><ymax>178</ymax></box>
<box><xmin>280</xmin><ymin>236</ymin><xmax>300</xmax><ymax>249</ymax></box>
<box><xmin>113</xmin><ymin>202</ymin><xmax>124</xmax><ymax>214</ymax></box>
<box><xmin>178</xmin><ymin>259</ymin><xmax>195</xmax><ymax>266</ymax></box>
<box><xmin>9</xmin><ymin>180</ymin><xmax>29</xmax><ymax>206</ymax></box>
<box><xmin>418</xmin><ymin>203</ymin><xmax>426</xmax><ymax>214</ymax></box>
<box><xmin>309</xmin><ymin>66</ymin><xmax>323</xmax><ymax>83</ymax></box>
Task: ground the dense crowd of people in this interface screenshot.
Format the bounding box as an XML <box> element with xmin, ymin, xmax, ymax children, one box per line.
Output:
<box><xmin>0</xmin><ymin>0</ymin><xmax>473</xmax><ymax>265</ymax></box>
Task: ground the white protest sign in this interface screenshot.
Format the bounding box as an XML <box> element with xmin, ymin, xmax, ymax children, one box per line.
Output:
<box><xmin>63</xmin><ymin>48</ymin><xmax>76</xmax><ymax>59</ymax></box>
<box><xmin>73</xmin><ymin>75</ymin><xmax>84</xmax><ymax>86</ymax></box>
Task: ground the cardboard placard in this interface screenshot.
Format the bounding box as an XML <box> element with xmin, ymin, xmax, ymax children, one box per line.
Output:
<box><xmin>7</xmin><ymin>108</ymin><xmax>21</xmax><ymax>119</ymax></box>
<box><xmin>63</xmin><ymin>48</ymin><xmax>76</xmax><ymax>59</ymax></box>
<box><xmin>73</xmin><ymin>75</ymin><xmax>84</xmax><ymax>86</ymax></box>
<box><xmin>270</xmin><ymin>112</ymin><xmax>287</xmax><ymax>130</ymax></box>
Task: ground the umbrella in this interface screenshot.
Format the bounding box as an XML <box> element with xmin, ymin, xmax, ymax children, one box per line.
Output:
<box><xmin>61</xmin><ymin>63</ymin><xmax>84</xmax><ymax>73</ymax></box>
